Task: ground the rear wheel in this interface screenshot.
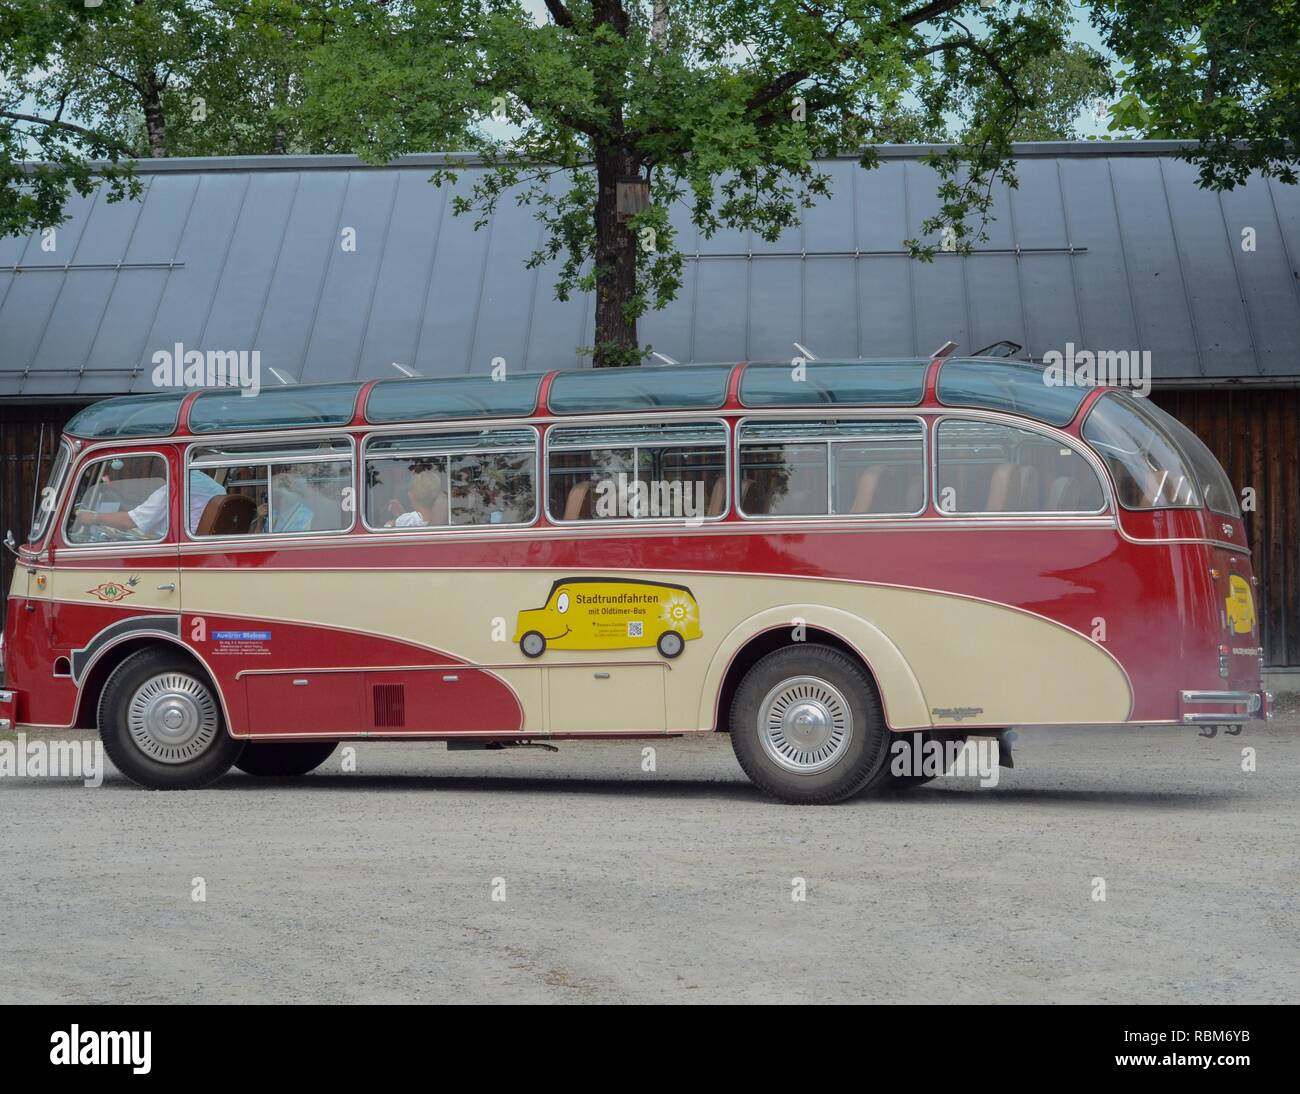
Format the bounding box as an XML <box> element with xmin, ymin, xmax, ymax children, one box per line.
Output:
<box><xmin>235</xmin><ymin>740</ymin><xmax>338</xmax><ymax>777</ymax></box>
<box><xmin>98</xmin><ymin>648</ymin><xmax>243</xmax><ymax>790</ymax></box>
<box><xmin>729</xmin><ymin>644</ymin><xmax>890</xmax><ymax>804</ymax></box>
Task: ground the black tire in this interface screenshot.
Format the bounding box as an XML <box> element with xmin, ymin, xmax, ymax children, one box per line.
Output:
<box><xmin>520</xmin><ymin>631</ymin><xmax>546</xmax><ymax>658</ymax></box>
<box><xmin>98</xmin><ymin>647</ymin><xmax>244</xmax><ymax>790</ymax></box>
<box><xmin>235</xmin><ymin>740</ymin><xmax>338</xmax><ymax>777</ymax></box>
<box><xmin>657</xmin><ymin>630</ymin><xmax>685</xmax><ymax>658</ymax></box>
<box><xmin>728</xmin><ymin>644</ymin><xmax>890</xmax><ymax>804</ymax></box>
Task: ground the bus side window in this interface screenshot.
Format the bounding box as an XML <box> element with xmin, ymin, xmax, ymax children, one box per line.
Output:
<box><xmin>188</xmin><ymin>440</ymin><xmax>353</xmax><ymax>536</ymax></box>
<box><xmin>935</xmin><ymin>419</ymin><xmax>1105</xmax><ymax>514</ymax></box>
<box><xmin>831</xmin><ymin>426</ymin><xmax>925</xmax><ymax>515</ymax></box>
<box><xmin>738</xmin><ymin>419</ymin><xmax>925</xmax><ymax>518</ymax></box>
<box><xmin>547</xmin><ymin>423</ymin><xmax>727</xmax><ymax>522</ymax></box>
<box><xmin>64</xmin><ymin>454</ymin><xmax>170</xmax><ymax>544</ymax></box>
<box><xmin>365</xmin><ymin>429</ymin><xmax>536</xmax><ymax>529</ymax></box>
<box><xmin>739</xmin><ymin>443</ymin><xmax>827</xmax><ymax>516</ymax></box>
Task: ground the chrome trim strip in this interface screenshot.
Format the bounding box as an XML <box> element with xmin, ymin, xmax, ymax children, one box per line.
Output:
<box><xmin>1182</xmin><ymin>712</ymin><xmax>1253</xmax><ymax>724</ymax></box>
<box><xmin>1181</xmin><ymin>690</ymin><xmax>1259</xmax><ymax>707</ymax></box>
<box><xmin>234</xmin><ymin>658</ymin><xmax>669</xmax><ymax>680</ymax></box>
<box><xmin>70</xmin><ymin>616</ymin><xmax>182</xmax><ymax>683</ymax></box>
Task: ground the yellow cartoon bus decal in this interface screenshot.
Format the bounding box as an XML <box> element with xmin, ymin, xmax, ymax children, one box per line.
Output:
<box><xmin>514</xmin><ymin>578</ymin><xmax>702</xmax><ymax>659</ymax></box>
<box><xmin>1226</xmin><ymin>574</ymin><xmax>1256</xmax><ymax>634</ymax></box>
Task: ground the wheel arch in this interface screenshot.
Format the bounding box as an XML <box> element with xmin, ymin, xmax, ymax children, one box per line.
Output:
<box><xmin>702</xmin><ymin>605</ymin><xmax>931</xmax><ymax>733</ymax></box>
<box><xmin>74</xmin><ymin>634</ymin><xmax>233</xmax><ymax>735</ymax></box>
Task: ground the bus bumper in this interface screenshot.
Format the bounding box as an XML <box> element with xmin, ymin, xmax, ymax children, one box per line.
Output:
<box><xmin>0</xmin><ymin>688</ymin><xmax>16</xmax><ymax>732</ymax></box>
<box><xmin>1179</xmin><ymin>689</ymin><xmax>1272</xmax><ymax>726</ymax></box>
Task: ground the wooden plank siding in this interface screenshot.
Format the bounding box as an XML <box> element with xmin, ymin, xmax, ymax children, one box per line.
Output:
<box><xmin>1</xmin><ymin>390</ymin><xmax>1297</xmax><ymax>666</ymax></box>
<box><xmin>0</xmin><ymin>404</ymin><xmax>81</xmax><ymax>609</ymax></box>
<box><xmin>1152</xmin><ymin>387</ymin><xmax>1300</xmax><ymax>668</ymax></box>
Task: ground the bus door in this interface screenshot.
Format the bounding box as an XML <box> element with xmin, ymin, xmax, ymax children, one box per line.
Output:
<box><xmin>49</xmin><ymin>447</ymin><xmax>182</xmax><ymax>658</ymax></box>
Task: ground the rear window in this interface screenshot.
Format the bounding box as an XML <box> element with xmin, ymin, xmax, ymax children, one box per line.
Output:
<box><xmin>1082</xmin><ymin>393</ymin><xmax>1200</xmax><ymax>510</ymax></box>
<box><xmin>1143</xmin><ymin>402</ymin><xmax>1240</xmax><ymax>518</ymax></box>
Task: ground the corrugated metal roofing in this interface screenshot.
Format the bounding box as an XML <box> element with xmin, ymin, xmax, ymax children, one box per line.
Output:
<box><xmin>2</xmin><ymin>141</ymin><xmax>1299</xmax><ymax>399</ymax></box>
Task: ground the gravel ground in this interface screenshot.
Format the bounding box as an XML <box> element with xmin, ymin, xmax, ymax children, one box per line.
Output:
<box><xmin>1</xmin><ymin>717</ymin><xmax>1297</xmax><ymax>1005</ymax></box>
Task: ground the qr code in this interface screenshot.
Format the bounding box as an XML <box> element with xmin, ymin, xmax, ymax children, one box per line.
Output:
<box><xmin>628</xmin><ymin>621</ymin><xmax>644</xmax><ymax>638</ymax></box>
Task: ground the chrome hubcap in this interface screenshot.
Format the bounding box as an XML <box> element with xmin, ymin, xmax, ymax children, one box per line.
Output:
<box><xmin>758</xmin><ymin>675</ymin><xmax>853</xmax><ymax>774</ymax></box>
<box><xmin>127</xmin><ymin>672</ymin><xmax>219</xmax><ymax>764</ymax></box>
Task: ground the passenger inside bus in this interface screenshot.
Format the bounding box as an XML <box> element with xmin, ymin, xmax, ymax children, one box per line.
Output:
<box><xmin>385</xmin><ymin>468</ymin><xmax>448</xmax><ymax>527</ymax></box>
<box><xmin>254</xmin><ymin>472</ymin><xmax>318</xmax><ymax>533</ymax></box>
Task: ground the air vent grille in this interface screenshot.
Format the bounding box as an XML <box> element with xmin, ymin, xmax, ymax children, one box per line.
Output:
<box><xmin>372</xmin><ymin>683</ymin><xmax>406</xmax><ymax>728</ymax></box>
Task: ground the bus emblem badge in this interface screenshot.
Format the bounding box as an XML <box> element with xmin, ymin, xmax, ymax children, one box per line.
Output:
<box><xmin>88</xmin><ymin>578</ymin><xmax>138</xmax><ymax>603</ymax></box>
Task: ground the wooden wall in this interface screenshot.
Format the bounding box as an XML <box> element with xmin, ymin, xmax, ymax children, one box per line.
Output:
<box><xmin>0</xmin><ymin>404</ymin><xmax>81</xmax><ymax>608</ymax></box>
<box><xmin>1</xmin><ymin>390</ymin><xmax>1297</xmax><ymax>665</ymax></box>
<box><xmin>1153</xmin><ymin>387</ymin><xmax>1300</xmax><ymax>668</ymax></box>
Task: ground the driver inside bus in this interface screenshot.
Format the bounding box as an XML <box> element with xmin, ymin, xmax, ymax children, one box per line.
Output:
<box><xmin>75</xmin><ymin>469</ymin><xmax>226</xmax><ymax>539</ymax></box>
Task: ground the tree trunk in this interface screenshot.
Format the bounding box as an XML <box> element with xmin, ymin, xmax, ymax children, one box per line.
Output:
<box><xmin>140</xmin><ymin>70</ymin><xmax>167</xmax><ymax>157</ymax></box>
<box><xmin>592</xmin><ymin>145</ymin><xmax>640</xmax><ymax>368</ymax></box>
<box><xmin>590</xmin><ymin>0</ymin><xmax>638</xmax><ymax>368</ymax></box>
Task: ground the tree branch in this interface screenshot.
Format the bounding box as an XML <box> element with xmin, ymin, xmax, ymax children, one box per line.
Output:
<box><xmin>901</xmin><ymin>0</ymin><xmax>965</xmax><ymax>25</ymax></box>
<box><xmin>0</xmin><ymin>111</ymin><xmax>134</xmax><ymax>155</ymax></box>
<box><xmin>543</xmin><ymin>0</ymin><xmax>576</xmax><ymax>29</ymax></box>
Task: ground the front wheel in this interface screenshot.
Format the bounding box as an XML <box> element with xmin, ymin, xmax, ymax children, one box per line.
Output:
<box><xmin>236</xmin><ymin>740</ymin><xmax>338</xmax><ymax>777</ymax></box>
<box><xmin>98</xmin><ymin>648</ymin><xmax>244</xmax><ymax>790</ymax></box>
<box><xmin>728</xmin><ymin>644</ymin><xmax>890</xmax><ymax>804</ymax></box>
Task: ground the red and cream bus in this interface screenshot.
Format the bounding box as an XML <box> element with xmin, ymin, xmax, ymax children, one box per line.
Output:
<box><xmin>0</xmin><ymin>358</ymin><xmax>1271</xmax><ymax>802</ymax></box>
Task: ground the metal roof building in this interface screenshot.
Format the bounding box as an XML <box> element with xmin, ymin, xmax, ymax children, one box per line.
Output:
<box><xmin>2</xmin><ymin>141</ymin><xmax>1300</xmax><ymax>399</ymax></box>
<box><xmin>2</xmin><ymin>142</ymin><xmax>1300</xmax><ymax>670</ymax></box>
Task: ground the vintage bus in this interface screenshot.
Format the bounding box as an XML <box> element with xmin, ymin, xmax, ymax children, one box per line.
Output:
<box><xmin>0</xmin><ymin>358</ymin><xmax>1272</xmax><ymax>803</ymax></box>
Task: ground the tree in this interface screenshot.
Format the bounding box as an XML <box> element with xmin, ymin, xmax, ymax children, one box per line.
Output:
<box><xmin>303</xmin><ymin>0</ymin><xmax>1087</xmax><ymax>365</ymax></box>
<box><xmin>9</xmin><ymin>0</ymin><xmax>335</xmax><ymax>160</ymax></box>
<box><xmin>0</xmin><ymin>0</ymin><xmax>138</xmax><ymax>238</ymax></box>
<box><xmin>1095</xmin><ymin>0</ymin><xmax>1300</xmax><ymax>188</ymax></box>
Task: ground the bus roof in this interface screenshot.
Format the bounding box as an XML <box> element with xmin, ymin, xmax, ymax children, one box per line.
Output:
<box><xmin>62</xmin><ymin>357</ymin><xmax>1094</xmax><ymax>439</ymax></box>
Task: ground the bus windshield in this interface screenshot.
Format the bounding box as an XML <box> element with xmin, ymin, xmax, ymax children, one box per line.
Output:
<box><xmin>26</xmin><ymin>441</ymin><xmax>72</xmax><ymax>544</ymax></box>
